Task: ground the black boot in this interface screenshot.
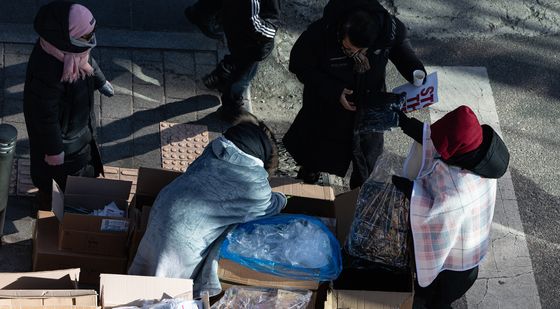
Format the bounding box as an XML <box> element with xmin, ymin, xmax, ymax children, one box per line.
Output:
<box><xmin>184</xmin><ymin>6</ymin><xmax>223</xmax><ymax>40</ymax></box>
<box><xmin>203</xmin><ymin>60</ymin><xmax>235</xmax><ymax>92</ymax></box>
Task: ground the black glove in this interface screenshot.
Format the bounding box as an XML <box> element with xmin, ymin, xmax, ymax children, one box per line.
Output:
<box><xmin>392</xmin><ymin>175</ymin><xmax>413</xmax><ymax>200</ymax></box>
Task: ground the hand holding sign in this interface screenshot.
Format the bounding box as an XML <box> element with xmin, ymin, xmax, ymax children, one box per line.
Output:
<box><xmin>392</xmin><ymin>72</ymin><xmax>438</xmax><ymax>113</ymax></box>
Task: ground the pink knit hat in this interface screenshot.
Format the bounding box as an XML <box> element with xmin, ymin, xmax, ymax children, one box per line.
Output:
<box><xmin>68</xmin><ymin>4</ymin><xmax>95</xmax><ymax>38</ymax></box>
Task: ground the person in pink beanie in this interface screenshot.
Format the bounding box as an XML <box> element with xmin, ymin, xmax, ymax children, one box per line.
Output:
<box><xmin>24</xmin><ymin>1</ymin><xmax>114</xmax><ymax>210</ymax></box>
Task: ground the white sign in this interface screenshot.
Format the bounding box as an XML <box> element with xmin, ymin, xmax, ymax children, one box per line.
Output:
<box><xmin>392</xmin><ymin>72</ymin><xmax>438</xmax><ymax>113</ymax></box>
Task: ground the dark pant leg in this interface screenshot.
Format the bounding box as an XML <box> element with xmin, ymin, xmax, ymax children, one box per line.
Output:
<box><xmin>413</xmin><ymin>267</ymin><xmax>479</xmax><ymax>309</ymax></box>
<box><xmin>350</xmin><ymin>131</ymin><xmax>384</xmax><ymax>189</ymax></box>
<box><xmin>221</xmin><ymin>60</ymin><xmax>259</xmax><ymax>108</ymax></box>
<box><xmin>192</xmin><ymin>0</ymin><xmax>224</xmax><ymax>17</ymax></box>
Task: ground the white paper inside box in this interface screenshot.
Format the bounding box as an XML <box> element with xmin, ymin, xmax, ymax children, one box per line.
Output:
<box><xmin>52</xmin><ymin>176</ymin><xmax>132</xmax><ymax>256</ymax></box>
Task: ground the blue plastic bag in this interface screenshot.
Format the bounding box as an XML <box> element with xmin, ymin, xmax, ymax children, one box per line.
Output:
<box><xmin>220</xmin><ymin>214</ymin><xmax>342</xmax><ymax>281</ymax></box>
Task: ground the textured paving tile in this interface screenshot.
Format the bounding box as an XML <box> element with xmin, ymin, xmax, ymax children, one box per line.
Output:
<box><xmin>165</xmin><ymin>73</ymin><xmax>196</xmax><ymax>99</ymax></box>
<box><xmin>2</xmin><ymin>98</ymin><xmax>24</xmax><ymax>123</ymax></box>
<box><xmin>4</xmin><ymin>53</ymin><xmax>28</xmax><ymax>77</ymax></box>
<box><xmin>133</xmin><ymin>83</ymin><xmax>164</xmax><ymax>110</ymax></box>
<box><xmin>101</xmin><ymin>94</ymin><xmax>133</xmax><ymax>119</ymax></box>
<box><xmin>98</xmin><ymin>48</ymin><xmax>132</xmax><ymax>73</ymax></box>
<box><xmin>164</xmin><ymin>51</ymin><xmax>195</xmax><ymax>75</ymax></box>
<box><xmin>160</xmin><ymin>122</ymin><xmax>209</xmax><ymax>172</ymax></box>
<box><xmin>17</xmin><ymin>158</ymin><xmax>36</xmax><ymax>196</ymax></box>
<box><xmin>132</xmin><ymin>61</ymin><xmax>163</xmax><ymax>86</ymax></box>
<box><xmin>195</xmin><ymin>52</ymin><xmax>217</xmax><ymax>66</ymax></box>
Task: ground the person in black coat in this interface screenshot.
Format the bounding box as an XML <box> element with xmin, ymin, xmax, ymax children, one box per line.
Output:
<box><xmin>283</xmin><ymin>0</ymin><xmax>425</xmax><ymax>188</ymax></box>
<box><xmin>185</xmin><ymin>0</ymin><xmax>279</xmax><ymax>121</ymax></box>
<box><xmin>23</xmin><ymin>1</ymin><xmax>114</xmax><ymax>209</ymax></box>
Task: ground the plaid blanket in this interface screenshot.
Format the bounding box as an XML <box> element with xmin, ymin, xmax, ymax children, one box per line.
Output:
<box><xmin>409</xmin><ymin>123</ymin><xmax>497</xmax><ymax>287</ymax></box>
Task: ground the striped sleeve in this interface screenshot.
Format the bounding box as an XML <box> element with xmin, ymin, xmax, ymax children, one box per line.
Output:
<box><xmin>250</xmin><ymin>0</ymin><xmax>277</xmax><ymax>38</ymax></box>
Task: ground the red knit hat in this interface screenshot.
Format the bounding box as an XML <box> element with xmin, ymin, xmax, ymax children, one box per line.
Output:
<box><xmin>430</xmin><ymin>105</ymin><xmax>483</xmax><ymax>160</ymax></box>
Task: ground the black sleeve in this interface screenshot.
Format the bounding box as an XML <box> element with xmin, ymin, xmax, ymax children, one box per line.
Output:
<box><xmin>246</xmin><ymin>0</ymin><xmax>278</xmax><ymax>42</ymax></box>
<box><xmin>398</xmin><ymin>111</ymin><xmax>424</xmax><ymax>144</ymax></box>
<box><xmin>289</xmin><ymin>24</ymin><xmax>346</xmax><ymax>106</ymax></box>
<box><xmin>28</xmin><ymin>72</ymin><xmax>65</xmax><ymax>155</ymax></box>
<box><xmin>389</xmin><ymin>18</ymin><xmax>426</xmax><ymax>84</ymax></box>
<box><xmin>91</xmin><ymin>56</ymin><xmax>107</xmax><ymax>90</ymax></box>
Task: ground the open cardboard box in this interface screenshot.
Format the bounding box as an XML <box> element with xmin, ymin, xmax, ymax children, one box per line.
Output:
<box><xmin>0</xmin><ymin>268</ymin><xmax>97</xmax><ymax>308</ymax></box>
<box><xmin>127</xmin><ymin>167</ymin><xmax>182</xmax><ymax>266</ymax></box>
<box><xmin>52</xmin><ymin>176</ymin><xmax>132</xmax><ymax>257</ymax></box>
<box><xmin>325</xmin><ymin>188</ymin><xmax>414</xmax><ymax>309</ymax></box>
<box><xmin>217</xmin><ymin>177</ymin><xmax>337</xmax><ymax>293</ymax></box>
<box><xmin>33</xmin><ymin>211</ymin><xmax>128</xmax><ymax>285</ymax></box>
<box><xmin>124</xmin><ymin>168</ymin><xmax>413</xmax><ymax>308</ymax></box>
<box><xmin>100</xmin><ymin>274</ymin><xmax>193</xmax><ymax>309</ymax></box>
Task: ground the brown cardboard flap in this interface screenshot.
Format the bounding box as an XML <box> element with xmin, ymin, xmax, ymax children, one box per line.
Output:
<box><xmin>0</xmin><ymin>269</ymin><xmax>80</xmax><ymax>290</ymax></box>
<box><xmin>270</xmin><ymin>177</ymin><xmax>335</xmax><ymax>201</ymax></box>
<box><xmin>65</xmin><ymin>176</ymin><xmax>132</xmax><ymax>201</ymax></box>
<box><xmin>100</xmin><ymin>274</ymin><xmax>193</xmax><ymax>308</ymax></box>
<box><xmin>33</xmin><ymin>212</ymin><xmax>128</xmax><ymax>285</ymax></box>
<box><xmin>333</xmin><ymin>188</ymin><xmax>360</xmax><ymax>245</ymax></box>
<box><xmin>218</xmin><ymin>259</ymin><xmax>319</xmax><ymax>291</ymax></box>
<box><xmin>136</xmin><ymin>167</ymin><xmax>181</xmax><ymax>197</ymax></box>
<box><xmin>325</xmin><ymin>289</ymin><xmax>413</xmax><ymax>309</ymax></box>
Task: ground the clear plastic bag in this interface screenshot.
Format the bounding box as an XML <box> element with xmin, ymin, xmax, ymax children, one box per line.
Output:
<box><xmin>346</xmin><ymin>152</ymin><xmax>411</xmax><ymax>270</ymax></box>
<box><xmin>220</xmin><ymin>214</ymin><xmax>342</xmax><ymax>281</ymax></box>
<box><xmin>211</xmin><ymin>286</ymin><xmax>312</xmax><ymax>309</ymax></box>
<box><xmin>355</xmin><ymin>92</ymin><xmax>406</xmax><ymax>134</ymax></box>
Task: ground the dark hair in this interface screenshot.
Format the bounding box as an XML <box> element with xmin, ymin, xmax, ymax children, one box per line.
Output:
<box><xmin>340</xmin><ymin>10</ymin><xmax>380</xmax><ymax>48</ymax></box>
<box><xmin>232</xmin><ymin>113</ymin><xmax>279</xmax><ymax>177</ymax></box>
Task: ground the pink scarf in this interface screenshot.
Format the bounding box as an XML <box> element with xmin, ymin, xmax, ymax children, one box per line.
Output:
<box><xmin>39</xmin><ymin>4</ymin><xmax>95</xmax><ymax>83</ymax></box>
<box><xmin>40</xmin><ymin>38</ymin><xmax>93</xmax><ymax>83</ymax></box>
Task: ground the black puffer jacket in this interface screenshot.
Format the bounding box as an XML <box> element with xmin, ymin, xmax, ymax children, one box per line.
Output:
<box><xmin>283</xmin><ymin>0</ymin><xmax>425</xmax><ymax>176</ymax></box>
<box><xmin>23</xmin><ymin>0</ymin><xmax>106</xmax><ymax>191</ymax></box>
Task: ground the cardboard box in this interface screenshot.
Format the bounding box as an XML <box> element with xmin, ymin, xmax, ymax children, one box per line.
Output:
<box><xmin>218</xmin><ymin>259</ymin><xmax>319</xmax><ymax>291</ymax></box>
<box><xmin>130</xmin><ymin>167</ymin><xmax>182</xmax><ymax>210</ymax></box>
<box><xmin>52</xmin><ymin>176</ymin><xmax>132</xmax><ymax>257</ymax></box>
<box><xmin>325</xmin><ymin>188</ymin><xmax>414</xmax><ymax>309</ymax></box>
<box><xmin>217</xmin><ymin>179</ymin><xmax>337</xmax><ymax>293</ymax></box>
<box><xmin>127</xmin><ymin>167</ymin><xmax>181</xmax><ymax>266</ymax></box>
<box><xmin>100</xmin><ymin>274</ymin><xmax>193</xmax><ymax>308</ymax></box>
<box><xmin>0</xmin><ymin>268</ymin><xmax>97</xmax><ymax>309</ymax></box>
<box><xmin>0</xmin><ymin>269</ymin><xmax>79</xmax><ymax>290</ymax></box>
<box><xmin>127</xmin><ymin>206</ymin><xmax>152</xmax><ymax>268</ymax></box>
<box><xmin>33</xmin><ymin>211</ymin><xmax>128</xmax><ymax>285</ymax></box>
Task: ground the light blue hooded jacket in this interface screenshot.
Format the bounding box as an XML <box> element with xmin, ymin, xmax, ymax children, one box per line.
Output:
<box><xmin>128</xmin><ymin>136</ymin><xmax>287</xmax><ymax>296</ymax></box>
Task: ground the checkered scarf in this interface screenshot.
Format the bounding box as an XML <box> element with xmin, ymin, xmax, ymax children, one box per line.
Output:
<box><xmin>409</xmin><ymin>123</ymin><xmax>497</xmax><ymax>287</ymax></box>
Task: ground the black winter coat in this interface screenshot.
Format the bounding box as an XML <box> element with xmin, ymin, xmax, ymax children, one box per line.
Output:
<box><xmin>23</xmin><ymin>1</ymin><xmax>106</xmax><ymax>191</ymax></box>
<box><xmin>283</xmin><ymin>0</ymin><xmax>425</xmax><ymax>176</ymax></box>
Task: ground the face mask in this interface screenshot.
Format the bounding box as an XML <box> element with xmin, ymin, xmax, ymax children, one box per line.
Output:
<box><xmin>70</xmin><ymin>33</ymin><xmax>97</xmax><ymax>49</ymax></box>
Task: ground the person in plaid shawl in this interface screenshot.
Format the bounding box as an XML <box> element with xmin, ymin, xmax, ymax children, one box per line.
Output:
<box><xmin>392</xmin><ymin>106</ymin><xmax>510</xmax><ymax>309</ymax></box>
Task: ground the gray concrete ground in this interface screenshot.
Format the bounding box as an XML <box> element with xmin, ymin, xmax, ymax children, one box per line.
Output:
<box><xmin>1</xmin><ymin>0</ymin><xmax>559</xmax><ymax>308</ymax></box>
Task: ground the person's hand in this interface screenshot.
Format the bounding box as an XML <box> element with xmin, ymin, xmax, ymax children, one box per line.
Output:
<box><xmin>99</xmin><ymin>81</ymin><xmax>114</xmax><ymax>97</ymax></box>
<box><xmin>340</xmin><ymin>88</ymin><xmax>356</xmax><ymax>111</ymax></box>
<box><xmin>44</xmin><ymin>151</ymin><xmax>65</xmax><ymax>166</ymax></box>
<box><xmin>392</xmin><ymin>175</ymin><xmax>413</xmax><ymax>200</ymax></box>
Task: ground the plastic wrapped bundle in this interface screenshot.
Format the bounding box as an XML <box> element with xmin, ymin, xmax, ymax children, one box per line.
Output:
<box><xmin>355</xmin><ymin>92</ymin><xmax>406</xmax><ymax>134</ymax></box>
<box><xmin>346</xmin><ymin>180</ymin><xmax>410</xmax><ymax>270</ymax></box>
<box><xmin>211</xmin><ymin>286</ymin><xmax>312</xmax><ymax>309</ymax></box>
<box><xmin>220</xmin><ymin>214</ymin><xmax>342</xmax><ymax>281</ymax></box>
